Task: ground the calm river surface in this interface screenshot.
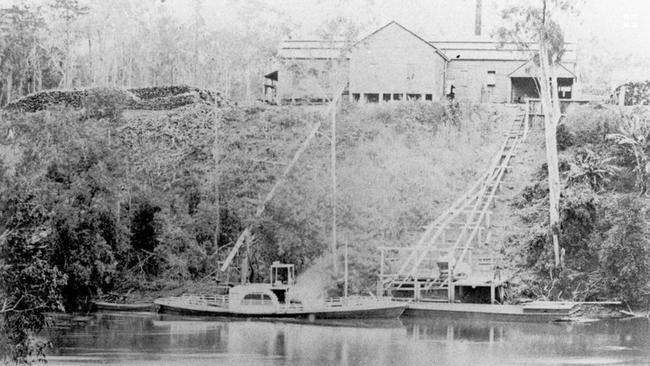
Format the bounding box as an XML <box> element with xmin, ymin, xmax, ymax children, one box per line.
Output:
<box><xmin>45</xmin><ymin>312</ymin><xmax>650</xmax><ymax>365</ymax></box>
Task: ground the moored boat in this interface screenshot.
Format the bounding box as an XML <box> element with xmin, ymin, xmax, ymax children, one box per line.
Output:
<box><xmin>93</xmin><ymin>301</ymin><xmax>154</xmax><ymax>312</ymax></box>
<box><xmin>154</xmin><ymin>262</ymin><xmax>405</xmax><ymax>319</ymax></box>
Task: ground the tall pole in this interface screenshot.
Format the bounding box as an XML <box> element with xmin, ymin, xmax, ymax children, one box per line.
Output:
<box><xmin>213</xmin><ymin>105</ymin><xmax>221</xmax><ymax>263</ymax></box>
<box><xmin>344</xmin><ymin>240</ymin><xmax>349</xmax><ymax>298</ymax></box>
<box><xmin>331</xmin><ymin>99</ymin><xmax>338</xmax><ymax>274</ymax></box>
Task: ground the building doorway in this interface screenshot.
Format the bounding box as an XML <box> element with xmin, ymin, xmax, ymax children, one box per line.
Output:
<box><xmin>510</xmin><ymin>77</ymin><xmax>539</xmax><ymax>103</ymax></box>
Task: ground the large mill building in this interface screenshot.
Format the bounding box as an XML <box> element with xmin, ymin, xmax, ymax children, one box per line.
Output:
<box><xmin>264</xmin><ymin>20</ymin><xmax>577</xmax><ymax>105</ymax></box>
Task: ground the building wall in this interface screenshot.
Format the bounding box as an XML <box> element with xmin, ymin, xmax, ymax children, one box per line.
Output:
<box><xmin>446</xmin><ymin>60</ymin><xmax>525</xmax><ymax>103</ymax></box>
<box><xmin>277</xmin><ymin>58</ymin><xmax>349</xmax><ymax>103</ymax></box>
<box><xmin>349</xmin><ymin>23</ymin><xmax>447</xmax><ymax>101</ymax></box>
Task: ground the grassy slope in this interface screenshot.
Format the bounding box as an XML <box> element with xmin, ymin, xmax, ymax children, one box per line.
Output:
<box><xmin>121</xmin><ymin>101</ymin><xmax>514</xmax><ymax>298</ymax></box>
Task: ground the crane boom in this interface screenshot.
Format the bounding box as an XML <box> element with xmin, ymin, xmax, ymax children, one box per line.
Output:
<box><xmin>220</xmin><ymin>88</ymin><xmax>343</xmax><ymax>272</ymax></box>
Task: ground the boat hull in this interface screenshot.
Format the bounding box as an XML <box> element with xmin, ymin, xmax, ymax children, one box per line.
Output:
<box><xmin>93</xmin><ymin>302</ymin><xmax>154</xmax><ymax>312</ymax></box>
<box><xmin>155</xmin><ymin>299</ymin><xmax>405</xmax><ymax>319</ymax></box>
<box><xmin>403</xmin><ymin>301</ymin><xmax>575</xmax><ymax>322</ymax></box>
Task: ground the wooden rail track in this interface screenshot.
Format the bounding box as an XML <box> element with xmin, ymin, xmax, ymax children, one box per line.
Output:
<box><xmin>379</xmin><ymin>107</ymin><xmax>526</xmax><ymax>300</ymax></box>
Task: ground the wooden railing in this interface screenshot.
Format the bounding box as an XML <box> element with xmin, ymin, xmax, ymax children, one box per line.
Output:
<box><xmin>525</xmin><ymin>98</ymin><xmax>591</xmax><ymax>128</ymax></box>
<box><xmin>177</xmin><ymin>294</ymin><xmax>229</xmax><ymax>307</ymax></box>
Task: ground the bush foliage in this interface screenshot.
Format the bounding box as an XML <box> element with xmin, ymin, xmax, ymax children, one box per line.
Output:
<box><xmin>508</xmin><ymin>104</ymin><xmax>650</xmax><ymax>304</ymax></box>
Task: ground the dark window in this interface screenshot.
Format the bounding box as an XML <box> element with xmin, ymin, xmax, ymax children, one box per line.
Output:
<box><xmin>382</xmin><ymin>94</ymin><xmax>391</xmax><ymax>102</ymax></box>
<box><xmin>407</xmin><ymin>94</ymin><xmax>421</xmax><ymax>101</ymax></box>
<box><xmin>393</xmin><ymin>93</ymin><xmax>402</xmax><ymax>100</ymax></box>
<box><xmin>364</xmin><ymin>93</ymin><xmax>379</xmax><ymax>103</ymax></box>
<box><xmin>425</xmin><ymin>94</ymin><xmax>433</xmax><ymax>101</ymax></box>
<box><xmin>558</xmin><ymin>85</ymin><xmax>572</xmax><ymax>99</ymax></box>
<box><xmin>242</xmin><ymin>293</ymin><xmax>273</xmax><ymax>305</ymax></box>
<box><xmin>352</xmin><ymin>93</ymin><xmax>360</xmax><ymax>102</ymax></box>
<box><xmin>487</xmin><ymin>71</ymin><xmax>496</xmax><ymax>87</ymax></box>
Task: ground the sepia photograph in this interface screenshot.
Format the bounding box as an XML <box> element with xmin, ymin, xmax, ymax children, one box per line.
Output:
<box><xmin>0</xmin><ymin>0</ymin><xmax>649</xmax><ymax>364</ymax></box>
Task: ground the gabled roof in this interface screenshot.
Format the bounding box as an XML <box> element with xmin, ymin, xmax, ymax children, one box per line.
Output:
<box><xmin>353</xmin><ymin>21</ymin><xmax>449</xmax><ymax>61</ymax></box>
<box><xmin>508</xmin><ymin>59</ymin><xmax>576</xmax><ymax>79</ymax></box>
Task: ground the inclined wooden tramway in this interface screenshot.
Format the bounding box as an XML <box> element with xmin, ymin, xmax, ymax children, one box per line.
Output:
<box><xmin>379</xmin><ymin>109</ymin><xmax>527</xmax><ymax>301</ymax></box>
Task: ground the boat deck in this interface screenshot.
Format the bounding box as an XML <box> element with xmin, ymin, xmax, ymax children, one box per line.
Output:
<box><xmin>154</xmin><ymin>296</ymin><xmax>406</xmax><ymax>319</ymax></box>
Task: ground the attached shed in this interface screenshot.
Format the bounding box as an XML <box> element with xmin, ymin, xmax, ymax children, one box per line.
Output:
<box><xmin>272</xmin><ymin>40</ymin><xmax>349</xmax><ymax>105</ymax></box>
<box><xmin>440</xmin><ymin>41</ymin><xmax>577</xmax><ymax>103</ymax></box>
<box><xmin>349</xmin><ymin>21</ymin><xmax>448</xmax><ymax>103</ymax></box>
<box><xmin>508</xmin><ymin>60</ymin><xmax>577</xmax><ymax>102</ymax></box>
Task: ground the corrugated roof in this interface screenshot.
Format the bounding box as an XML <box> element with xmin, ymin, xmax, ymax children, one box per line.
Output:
<box><xmin>277</xmin><ymin>25</ymin><xmax>577</xmax><ymax>64</ymax></box>
<box><xmin>509</xmin><ymin>60</ymin><xmax>576</xmax><ymax>78</ymax></box>
<box><xmin>278</xmin><ymin>40</ymin><xmax>347</xmax><ymax>59</ymax></box>
<box><xmin>433</xmin><ymin>41</ymin><xmax>576</xmax><ymax>62</ymax></box>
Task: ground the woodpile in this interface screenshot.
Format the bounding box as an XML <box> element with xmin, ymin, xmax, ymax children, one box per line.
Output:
<box><xmin>4</xmin><ymin>85</ymin><xmax>228</xmax><ymax>112</ymax></box>
<box><xmin>5</xmin><ymin>89</ymin><xmax>88</xmax><ymax>112</ymax></box>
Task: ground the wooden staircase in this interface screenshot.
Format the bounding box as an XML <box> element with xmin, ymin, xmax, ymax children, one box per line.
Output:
<box><xmin>379</xmin><ymin>107</ymin><xmax>526</xmax><ymax>300</ymax></box>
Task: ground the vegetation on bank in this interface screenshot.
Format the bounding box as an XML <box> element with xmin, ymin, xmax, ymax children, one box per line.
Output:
<box><xmin>0</xmin><ymin>99</ymin><xmax>505</xmax><ymax>362</ymax></box>
<box><xmin>505</xmin><ymin>104</ymin><xmax>650</xmax><ymax>305</ymax></box>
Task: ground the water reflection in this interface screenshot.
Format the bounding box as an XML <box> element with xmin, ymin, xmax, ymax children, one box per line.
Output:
<box><xmin>45</xmin><ymin>313</ymin><xmax>650</xmax><ymax>366</ymax></box>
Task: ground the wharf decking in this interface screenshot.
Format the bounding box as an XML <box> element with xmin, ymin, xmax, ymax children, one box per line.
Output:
<box><xmin>403</xmin><ymin>301</ymin><xmax>577</xmax><ymax>322</ymax></box>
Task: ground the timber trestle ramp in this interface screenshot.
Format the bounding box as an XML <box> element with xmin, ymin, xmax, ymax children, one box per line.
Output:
<box><xmin>379</xmin><ymin>107</ymin><xmax>526</xmax><ymax>302</ymax></box>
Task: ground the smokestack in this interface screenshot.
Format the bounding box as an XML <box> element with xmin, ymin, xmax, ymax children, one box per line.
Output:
<box><xmin>474</xmin><ymin>0</ymin><xmax>482</xmax><ymax>36</ymax></box>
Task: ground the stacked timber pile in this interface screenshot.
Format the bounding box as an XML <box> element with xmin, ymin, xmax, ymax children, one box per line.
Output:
<box><xmin>4</xmin><ymin>85</ymin><xmax>227</xmax><ymax>112</ymax></box>
<box><xmin>127</xmin><ymin>85</ymin><xmax>227</xmax><ymax>110</ymax></box>
<box><xmin>4</xmin><ymin>89</ymin><xmax>89</xmax><ymax>112</ymax></box>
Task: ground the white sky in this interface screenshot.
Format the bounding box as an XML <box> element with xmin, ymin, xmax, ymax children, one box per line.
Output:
<box><xmin>8</xmin><ymin>0</ymin><xmax>650</xmax><ymax>60</ymax></box>
<box><xmin>160</xmin><ymin>0</ymin><xmax>650</xmax><ymax>59</ymax></box>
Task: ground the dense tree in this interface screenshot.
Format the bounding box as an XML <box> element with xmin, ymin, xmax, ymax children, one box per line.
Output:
<box><xmin>0</xmin><ymin>0</ymin><xmax>291</xmax><ymax>106</ymax></box>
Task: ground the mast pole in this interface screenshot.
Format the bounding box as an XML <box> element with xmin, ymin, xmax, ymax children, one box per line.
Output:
<box><xmin>331</xmin><ymin>97</ymin><xmax>338</xmax><ymax>275</ymax></box>
<box><xmin>344</xmin><ymin>240</ymin><xmax>349</xmax><ymax>298</ymax></box>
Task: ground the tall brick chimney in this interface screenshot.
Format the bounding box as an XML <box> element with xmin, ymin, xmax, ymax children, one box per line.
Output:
<box><xmin>474</xmin><ymin>0</ymin><xmax>482</xmax><ymax>36</ymax></box>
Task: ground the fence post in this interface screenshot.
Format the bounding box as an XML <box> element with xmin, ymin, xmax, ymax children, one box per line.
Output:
<box><xmin>523</xmin><ymin>99</ymin><xmax>530</xmax><ymax>140</ymax></box>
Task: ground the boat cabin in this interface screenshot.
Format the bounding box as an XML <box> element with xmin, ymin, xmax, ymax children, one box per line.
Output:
<box><xmin>228</xmin><ymin>284</ymin><xmax>281</xmax><ymax>311</ymax></box>
<box><xmin>270</xmin><ymin>262</ymin><xmax>295</xmax><ymax>304</ymax></box>
<box><xmin>226</xmin><ymin>262</ymin><xmax>297</xmax><ymax>311</ymax></box>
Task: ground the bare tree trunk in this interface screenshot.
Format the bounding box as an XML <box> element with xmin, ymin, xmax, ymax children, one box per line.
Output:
<box><xmin>18</xmin><ymin>74</ymin><xmax>25</xmax><ymax>98</ymax></box>
<box><xmin>331</xmin><ymin>95</ymin><xmax>338</xmax><ymax>274</ymax></box>
<box><xmin>212</xmin><ymin>106</ymin><xmax>221</xmax><ymax>260</ymax></box>
<box><xmin>88</xmin><ymin>36</ymin><xmax>93</xmax><ymax>86</ymax></box>
<box><xmin>65</xmin><ymin>27</ymin><xmax>72</xmax><ymax>89</ymax></box>
<box><xmin>6</xmin><ymin>72</ymin><xmax>13</xmax><ymax>104</ymax></box>
<box><xmin>538</xmin><ymin>38</ymin><xmax>562</xmax><ymax>268</ymax></box>
<box><xmin>245</xmin><ymin>64</ymin><xmax>251</xmax><ymax>101</ymax></box>
<box><xmin>37</xmin><ymin>67</ymin><xmax>42</xmax><ymax>91</ymax></box>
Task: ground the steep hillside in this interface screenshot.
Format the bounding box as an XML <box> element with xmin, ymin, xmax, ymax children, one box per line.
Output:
<box><xmin>0</xmin><ymin>100</ymin><xmax>512</xmax><ymax>309</ymax></box>
<box><xmin>501</xmin><ymin>104</ymin><xmax>650</xmax><ymax>305</ymax></box>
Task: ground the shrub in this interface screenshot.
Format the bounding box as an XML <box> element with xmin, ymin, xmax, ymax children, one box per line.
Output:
<box><xmin>556</xmin><ymin>123</ymin><xmax>574</xmax><ymax>150</ymax></box>
<box><xmin>563</xmin><ymin>104</ymin><xmax>621</xmax><ymax>145</ymax></box>
<box><xmin>598</xmin><ymin>196</ymin><xmax>650</xmax><ymax>304</ymax></box>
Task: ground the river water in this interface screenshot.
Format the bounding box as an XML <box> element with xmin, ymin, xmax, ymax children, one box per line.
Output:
<box><xmin>45</xmin><ymin>313</ymin><xmax>650</xmax><ymax>365</ymax></box>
